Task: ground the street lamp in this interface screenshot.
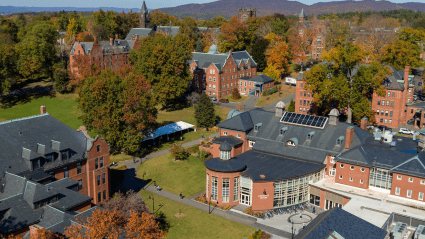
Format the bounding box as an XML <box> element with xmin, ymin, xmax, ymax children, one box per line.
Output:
<box><xmin>291</xmin><ymin>218</ymin><xmax>294</xmax><ymax>239</ymax></box>
<box><xmin>149</xmin><ymin>195</ymin><xmax>155</xmax><ymax>214</ymax></box>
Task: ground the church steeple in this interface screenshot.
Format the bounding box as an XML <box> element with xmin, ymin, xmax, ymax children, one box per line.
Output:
<box><xmin>139</xmin><ymin>0</ymin><xmax>150</xmax><ymax>28</ymax></box>
<box><xmin>299</xmin><ymin>8</ymin><xmax>306</xmax><ymax>21</ymax></box>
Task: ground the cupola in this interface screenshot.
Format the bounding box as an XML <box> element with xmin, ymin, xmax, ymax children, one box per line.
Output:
<box><xmin>219</xmin><ymin>141</ymin><xmax>232</xmax><ymax>160</ymax></box>
<box><xmin>208</xmin><ymin>44</ymin><xmax>219</xmax><ymax>54</ymax></box>
<box><xmin>328</xmin><ymin>108</ymin><xmax>339</xmax><ymax>126</ymax></box>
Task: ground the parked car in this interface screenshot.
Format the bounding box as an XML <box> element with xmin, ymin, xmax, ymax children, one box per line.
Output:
<box><xmin>398</xmin><ymin>128</ymin><xmax>414</xmax><ymax>135</ymax></box>
<box><xmin>377</xmin><ymin>125</ymin><xmax>391</xmax><ymax>132</ymax></box>
<box><xmin>419</xmin><ymin>82</ymin><xmax>423</xmax><ymax>86</ymax></box>
<box><xmin>210</xmin><ymin>97</ymin><xmax>217</xmax><ymax>101</ymax></box>
<box><xmin>219</xmin><ymin>98</ymin><xmax>229</xmax><ymax>103</ymax></box>
<box><xmin>367</xmin><ymin>125</ymin><xmax>375</xmax><ymax>130</ymax></box>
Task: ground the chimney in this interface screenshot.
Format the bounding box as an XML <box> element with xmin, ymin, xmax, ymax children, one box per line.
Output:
<box><xmin>328</xmin><ymin>109</ymin><xmax>339</xmax><ymax>126</ymax></box>
<box><xmin>94</xmin><ymin>36</ymin><xmax>98</xmax><ymax>43</ymax></box>
<box><xmin>229</xmin><ymin>50</ymin><xmax>232</xmax><ymax>55</ymax></box>
<box><xmin>115</xmin><ymin>34</ymin><xmax>119</xmax><ymax>40</ymax></box>
<box><xmin>110</xmin><ymin>37</ymin><xmax>114</xmax><ymax>45</ymax></box>
<box><xmin>40</xmin><ymin>105</ymin><xmax>46</xmax><ymax>114</ymax></box>
<box><xmin>360</xmin><ymin>118</ymin><xmax>368</xmax><ymax>131</ymax></box>
<box><xmin>404</xmin><ymin>66</ymin><xmax>410</xmax><ymax>90</ymax></box>
<box><xmin>345</xmin><ymin>126</ymin><xmax>354</xmax><ymax>149</ymax></box>
<box><xmin>30</xmin><ymin>225</ymin><xmax>44</xmax><ymax>237</ymax></box>
<box><xmin>135</xmin><ymin>34</ymin><xmax>139</xmax><ymax>41</ymax></box>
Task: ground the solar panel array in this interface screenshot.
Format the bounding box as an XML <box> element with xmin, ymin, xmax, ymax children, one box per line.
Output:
<box><xmin>280</xmin><ymin>112</ymin><xmax>328</xmax><ymax>129</ymax></box>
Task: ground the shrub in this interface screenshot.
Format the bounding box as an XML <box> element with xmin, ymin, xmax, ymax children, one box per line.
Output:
<box><xmin>169</xmin><ymin>144</ymin><xmax>189</xmax><ymax>160</ymax></box>
<box><xmin>262</xmin><ymin>90</ymin><xmax>269</xmax><ymax>96</ymax></box>
<box><xmin>199</xmin><ymin>149</ymin><xmax>211</xmax><ymax>160</ymax></box>
<box><xmin>231</xmin><ymin>88</ymin><xmax>241</xmax><ymax>100</ymax></box>
<box><xmin>193</xmin><ymin>193</ymin><xmax>232</xmax><ymax>210</ymax></box>
<box><xmin>191</xmin><ymin>145</ymin><xmax>200</xmax><ymax>153</ymax></box>
<box><xmin>114</xmin><ymin>165</ymin><xmax>127</xmax><ymax>170</ymax></box>
<box><xmin>249</xmin><ymin>230</ymin><xmax>271</xmax><ymax>239</ymax></box>
<box><xmin>244</xmin><ymin>207</ymin><xmax>265</xmax><ymax>218</ymax></box>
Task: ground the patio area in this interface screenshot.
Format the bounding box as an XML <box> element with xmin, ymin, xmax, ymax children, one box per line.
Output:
<box><xmin>256</xmin><ymin>210</ymin><xmax>318</xmax><ymax>236</ymax></box>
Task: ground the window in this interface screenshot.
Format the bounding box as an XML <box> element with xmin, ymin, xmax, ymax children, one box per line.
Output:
<box><xmin>382</xmin><ymin>100</ymin><xmax>385</xmax><ymax>106</ymax></box>
<box><xmin>300</xmin><ymin>100</ymin><xmax>302</xmax><ymax>105</ymax></box>
<box><xmin>97</xmin><ymin>145</ymin><xmax>100</xmax><ymax>152</ymax></box>
<box><xmin>420</xmin><ymin>192</ymin><xmax>424</xmax><ymax>200</ymax></box>
<box><xmin>407</xmin><ymin>190</ymin><xmax>412</xmax><ymax>198</ymax></box>
<box><xmin>380</xmin><ymin>118</ymin><xmax>383</xmax><ymax>123</ymax></box>
<box><xmin>350</xmin><ymin>166</ymin><xmax>355</xmax><ymax>170</ymax></box>
<box><xmin>222</xmin><ymin>178</ymin><xmax>229</xmax><ymax>202</ymax></box>
<box><xmin>103</xmin><ymin>190</ymin><xmax>107</xmax><ymax>200</ymax></box>
<box><xmin>330</xmin><ymin>156</ymin><xmax>336</xmax><ymax>164</ymax></box>
<box><xmin>307</xmin><ymin>132</ymin><xmax>314</xmax><ymax>140</ymax></box>
<box><xmin>339</xmin><ymin>175</ymin><xmax>343</xmax><ymax>179</ymax></box>
<box><xmin>299</xmin><ymin>107</ymin><xmax>302</xmax><ymax>112</ymax></box>
<box><xmin>77</xmin><ymin>163</ymin><xmax>82</xmax><ymax>174</ymax></box>
<box><xmin>395</xmin><ymin>187</ymin><xmax>400</xmax><ymax>195</ymax></box>
<box><xmin>387</xmin><ymin>92</ymin><xmax>390</xmax><ymax>97</ymax></box>
<box><xmin>340</xmin><ymin>164</ymin><xmax>344</xmax><ymax>168</ymax></box>
<box><xmin>409</xmin><ymin>89</ymin><xmax>411</xmax><ymax>95</ymax></box>
<box><xmin>102</xmin><ymin>173</ymin><xmax>106</xmax><ymax>184</ymax></box>
<box><xmin>385</xmin><ymin>111</ymin><xmax>388</xmax><ymax>117</ymax></box>
<box><xmin>385</xmin><ymin>119</ymin><xmax>387</xmax><ymax>124</ymax></box>
<box><xmin>234</xmin><ymin>177</ymin><xmax>239</xmax><ymax>201</ymax></box>
<box><xmin>361</xmin><ymin>168</ymin><xmax>365</xmax><ymax>172</ymax></box>
<box><xmin>223</xmin><ymin>131</ymin><xmax>227</xmax><ymax>136</ymax></box>
<box><xmin>301</xmin><ymin>83</ymin><xmax>304</xmax><ymax>87</ymax></box>
<box><xmin>378</xmin><ymin>100</ymin><xmax>381</xmax><ymax>105</ymax></box>
<box><xmin>409</xmin><ymin>178</ymin><xmax>413</xmax><ymax>182</ymax></box>
<box><xmin>349</xmin><ymin>177</ymin><xmax>353</xmax><ymax>182</ymax></box>
<box><xmin>62</xmin><ymin>151</ymin><xmax>68</xmax><ymax>160</ymax></box>
<box><xmin>213</xmin><ymin>77</ymin><xmax>216</xmax><ymax>82</ymax></box>
<box><xmin>411</xmin><ymin>109</ymin><xmax>414</xmax><ymax>114</ymax></box>
<box><xmin>381</xmin><ymin>110</ymin><xmax>384</xmax><ymax>116</ymax></box>
<box><xmin>98</xmin><ymin>192</ymin><xmax>101</xmax><ymax>202</ymax></box>
<box><xmin>97</xmin><ymin>175</ymin><xmax>100</xmax><ymax>186</ymax></box>
<box><xmin>390</xmin><ymin>111</ymin><xmax>393</xmax><ymax>117</ymax></box>
<box><xmin>64</xmin><ymin>167</ymin><xmax>69</xmax><ymax>178</ymax></box>
<box><xmin>300</xmin><ymin>91</ymin><xmax>303</xmax><ymax>97</ymax></box>
<box><xmin>386</xmin><ymin>101</ymin><xmax>389</xmax><ymax>106</ymax></box>
<box><xmin>211</xmin><ymin>177</ymin><xmax>218</xmax><ymax>201</ymax></box>
<box><xmin>392</xmin><ymin>92</ymin><xmax>395</xmax><ymax>97</ymax></box>
<box><xmin>95</xmin><ymin>158</ymin><xmax>98</xmax><ymax>169</ymax></box>
<box><xmin>249</xmin><ymin>140</ymin><xmax>255</xmax><ymax>147</ymax></box>
<box><xmin>408</xmin><ymin>98</ymin><xmax>411</xmax><ymax>103</ymax></box>
<box><xmin>391</xmin><ymin>101</ymin><xmax>394</xmax><ymax>107</ymax></box>
<box><xmin>46</xmin><ymin>154</ymin><xmax>52</xmax><ymax>163</ymax></box>
<box><xmin>220</xmin><ymin>150</ymin><xmax>231</xmax><ymax>160</ymax></box>
<box><xmin>421</xmin><ymin>180</ymin><xmax>425</xmax><ymax>185</ymax></box>
<box><xmin>249</xmin><ymin>82</ymin><xmax>252</xmax><ymax>86</ymax></box>
<box><xmin>78</xmin><ymin>179</ymin><xmax>83</xmax><ymax>191</ymax></box>
<box><xmin>376</xmin><ymin>109</ymin><xmax>379</xmax><ymax>115</ymax></box>
<box><xmin>329</xmin><ymin>168</ymin><xmax>336</xmax><ymax>176</ymax></box>
<box><xmin>100</xmin><ymin>157</ymin><xmax>103</xmax><ymax>167</ymax></box>
<box><xmin>237</xmin><ymin>134</ymin><xmax>241</xmax><ymax>138</ymax></box>
<box><xmin>397</xmin><ymin>175</ymin><xmax>402</xmax><ymax>180</ymax></box>
<box><xmin>360</xmin><ymin>180</ymin><xmax>364</xmax><ymax>184</ymax></box>
<box><xmin>389</xmin><ymin>120</ymin><xmax>392</xmax><ymax>125</ymax></box>
<box><xmin>303</xmin><ymin>100</ymin><xmax>306</xmax><ymax>106</ymax></box>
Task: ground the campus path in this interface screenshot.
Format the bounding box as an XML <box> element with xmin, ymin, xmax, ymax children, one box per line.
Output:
<box><xmin>115</xmin><ymin>134</ymin><xmax>291</xmax><ymax>238</ymax></box>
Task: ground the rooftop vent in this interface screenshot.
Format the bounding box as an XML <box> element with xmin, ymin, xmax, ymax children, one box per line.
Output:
<box><xmin>51</xmin><ymin>140</ymin><xmax>60</xmax><ymax>151</ymax></box>
<box><xmin>280</xmin><ymin>127</ymin><xmax>288</xmax><ymax>135</ymax></box>
<box><xmin>254</xmin><ymin>123</ymin><xmax>262</xmax><ymax>132</ymax></box>
<box><xmin>307</xmin><ymin>131</ymin><xmax>315</xmax><ymax>141</ymax></box>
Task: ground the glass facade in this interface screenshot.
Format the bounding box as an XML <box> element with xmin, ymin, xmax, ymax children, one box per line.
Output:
<box><xmin>212</xmin><ymin>177</ymin><xmax>218</xmax><ymax>201</ymax></box>
<box><xmin>222</xmin><ymin>178</ymin><xmax>229</xmax><ymax>202</ymax></box>
<box><xmin>220</xmin><ymin>151</ymin><xmax>231</xmax><ymax>160</ymax></box>
<box><xmin>273</xmin><ymin>169</ymin><xmax>325</xmax><ymax>208</ymax></box>
<box><xmin>369</xmin><ymin>168</ymin><xmax>392</xmax><ymax>190</ymax></box>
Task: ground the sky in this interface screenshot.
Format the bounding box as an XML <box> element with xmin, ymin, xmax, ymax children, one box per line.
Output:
<box><xmin>5</xmin><ymin>0</ymin><xmax>425</xmax><ymax>9</ymax></box>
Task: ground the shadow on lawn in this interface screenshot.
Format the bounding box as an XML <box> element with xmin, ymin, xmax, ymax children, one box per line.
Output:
<box><xmin>156</xmin><ymin>212</ymin><xmax>171</xmax><ymax>232</ymax></box>
<box><xmin>160</xmin><ymin>98</ymin><xmax>190</xmax><ymax>112</ymax></box>
<box><xmin>0</xmin><ymin>90</ymin><xmax>55</xmax><ymax>109</ymax></box>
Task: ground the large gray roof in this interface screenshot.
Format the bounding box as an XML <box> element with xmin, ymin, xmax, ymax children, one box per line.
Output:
<box><xmin>191</xmin><ymin>48</ymin><xmax>257</xmax><ymax>73</ymax></box>
<box><xmin>125</xmin><ymin>28</ymin><xmax>153</xmax><ymax>40</ymax></box>
<box><xmin>240</xmin><ymin>74</ymin><xmax>274</xmax><ymax>83</ymax></box>
<box><xmin>70</xmin><ymin>39</ymin><xmax>135</xmax><ymax>55</ymax></box>
<box><xmin>0</xmin><ymin>113</ymin><xmax>89</xmax><ymax>175</ymax></box>
<box><xmin>157</xmin><ymin>26</ymin><xmax>180</xmax><ymax>38</ymax></box>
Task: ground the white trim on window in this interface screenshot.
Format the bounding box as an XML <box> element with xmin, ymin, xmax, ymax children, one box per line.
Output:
<box><xmin>397</xmin><ymin>175</ymin><xmax>402</xmax><ymax>180</ymax></box>
<box><xmin>421</xmin><ymin>180</ymin><xmax>425</xmax><ymax>185</ymax></box>
<box><xmin>330</xmin><ymin>156</ymin><xmax>335</xmax><ymax>164</ymax></box>
<box><xmin>350</xmin><ymin>166</ymin><xmax>355</xmax><ymax>170</ymax></box>
<box><xmin>361</xmin><ymin>168</ymin><xmax>365</xmax><ymax>172</ymax></box>
<box><xmin>407</xmin><ymin>190</ymin><xmax>412</xmax><ymax>198</ymax></box>
<box><xmin>223</xmin><ymin>131</ymin><xmax>227</xmax><ymax>136</ymax></box>
<box><xmin>349</xmin><ymin>177</ymin><xmax>353</xmax><ymax>182</ymax></box>
<box><xmin>395</xmin><ymin>187</ymin><xmax>400</xmax><ymax>195</ymax></box>
<box><xmin>329</xmin><ymin>168</ymin><xmax>336</xmax><ymax>177</ymax></box>
<box><xmin>409</xmin><ymin>178</ymin><xmax>413</xmax><ymax>182</ymax></box>
<box><xmin>339</xmin><ymin>175</ymin><xmax>343</xmax><ymax>179</ymax></box>
<box><xmin>419</xmin><ymin>192</ymin><xmax>424</xmax><ymax>200</ymax></box>
<box><xmin>340</xmin><ymin>164</ymin><xmax>344</xmax><ymax>168</ymax></box>
<box><xmin>360</xmin><ymin>180</ymin><xmax>364</xmax><ymax>184</ymax></box>
<box><xmin>249</xmin><ymin>140</ymin><xmax>255</xmax><ymax>147</ymax></box>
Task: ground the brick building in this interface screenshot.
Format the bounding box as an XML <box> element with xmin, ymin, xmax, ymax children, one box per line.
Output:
<box><xmin>295</xmin><ymin>9</ymin><xmax>326</xmax><ymax>62</ymax></box>
<box><xmin>189</xmin><ymin>44</ymin><xmax>258</xmax><ymax>97</ymax></box>
<box><xmin>139</xmin><ymin>0</ymin><xmax>150</xmax><ymax>28</ymax></box>
<box><xmin>202</xmin><ymin>105</ymin><xmax>425</xmax><ymax>212</ymax></box>
<box><xmin>238</xmin><ymin>75</ymin><xmax>275</xmax><ymax>96</ymax></box>
<box><xmin>238</xmin><ymin>7</ymin><xmax>256</xmax><ymax>22</ymax></box>
<box><xmin>0</xmin><ymin>106</ymin><xmax>110</xmax><ymax>237</ymax></box>
<box><xmin>294</xmin><ymin>65</ymin><xmax>419</xmax><ymax>129</ymax></box>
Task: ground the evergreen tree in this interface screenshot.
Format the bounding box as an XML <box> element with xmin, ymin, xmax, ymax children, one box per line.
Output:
<box><xmin>53</xmin><ymin>67</ymin><xmax>70</xmax><ymax>94</ymax></box>
<box><xmin>287</xmin><ymin>99</ymin><xmax>295</xmax><ymax>112</ymax></box>
<box><xmin>196</xmin><ymin>38</ymin><xmax>203</xmax><ymax>52</ymax></box>
<box><xmin>195</xmin><ymin>94</ymin><xmax>216</xmax><ymax>129</ymax></box>
<box><xmin>251</xmin><ymin>38</ymin><xmax>269</xmax><ymax>72</ymax></box>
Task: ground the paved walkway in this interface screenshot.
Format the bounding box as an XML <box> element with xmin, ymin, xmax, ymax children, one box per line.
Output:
<box><xmin>115</xmin><ymin>134</ymin><xmax>291</xmax><ymax>238</ymax></box>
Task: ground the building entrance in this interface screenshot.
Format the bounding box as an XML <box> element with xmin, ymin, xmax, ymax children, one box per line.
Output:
<box><xmin>241</xmin><ymin>194</ymin><xmax>251</xmax><ymax>206</ymax></box>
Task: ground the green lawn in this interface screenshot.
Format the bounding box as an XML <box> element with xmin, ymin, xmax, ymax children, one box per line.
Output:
<box><xmin>140</xmin><ymin>190</ymin><xmax>255</xmax><ymax>239</ymax></box>
<box><xmin>110</xmin><ymin>154</ymin><xmax>134</xmax><ymax>164</ymax></box>
<box><xmin>0</xmin><ymin>93</ymin><xmax>83</xmax><ymax>130</ymax></box>
<box><xmin>137</xmin><ymin>153</ymin><xmax>206</xmax><ymax>197</ymax></box>
<box><xmin>256</xmin><ymin>91</ymin><xmax>291</xmax><ymax>107</ymax></box>
<box><xmin>223</xmin><ymin>95</ymin><xmax>248</xmax><ymax>103</ymax></box>
<box><xmin>157</xmin><ymin>105</ymin><xmax>230</xmax><ymax>126</ymax></box>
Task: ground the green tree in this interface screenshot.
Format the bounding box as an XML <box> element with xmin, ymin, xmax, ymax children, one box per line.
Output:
<box><xmin>53</xmin><ymin>67</ymin><xmax>70</xmax><ymax>94</ymax></box>
<box><xmin>412</xmin><ymin>18</ymin><xmax>425</xmax><ymax>30</ymax></box>
<box><xmin>270</xmin><ymin>14</ymin><xmax>289</xmax><ymax>37</ymax></box>
<box><xmin>196</xmin><ymin>38</ymin><xmax>203</xmax><ymax>52</ymax></box>
<box><xmin>232</xmin><ymin>88</ymin><xmax>241</xmax><ymax>100</ymax></box>
<box><xmin>16</xmin><ymin>22</ymin><xmax>58</xmax><ymax>80</ymax></box>
<box><xmin>287</xmin><ymin>99</ymin><xmax>295</xmax><ymax>112</ymax></box>
<box><xmin>195</xmin><ymin>94</ymin><xmax>216</xmax><ymax>129</ymax></box>
<box><xmin>251</xmin><ymin>38</ymin><xmax>270</xmax><ymax>72</ymax></box>
<box><xmin>132</xmin><ymin>33</ymin><xmax>193</xmax><ymax>103</ymax></box>
<box><xmin>169</xmin><ymin>143</ymin><xmax>189</xmax><ymax>161</ymax></box>
<box><xmin>218</xmin><ymin>16</ymin><xmax>250</xmax><ymax>52</ymax></box>
<box><xmin>0</xmin><ymin>43</ymin><xmax>17</xmax><ymax>93</ymax></box>
<box><xmin>305</xmin><ymin>43</ymin><xmax>391</xmax><ymax>123</ymax></box>
<box><xmin>78</xmin><ymin>68</ymin><xmax>157</xmax><ymax>154</ymax></box>
<box><xmin>15</xmin><ymin>13</ymin><xmax>27</xmax><ymax>30</ymax></box>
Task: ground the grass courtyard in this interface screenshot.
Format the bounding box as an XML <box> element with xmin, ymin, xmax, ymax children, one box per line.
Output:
<box><xmin>223</xmin><ymin>95</ymin><xmax>249</xmax><ymax>103</ymax></box>
<box><xmin>139</xmin><ymin>190</ymin><xmax>255</xmax><ymax>239</ymax></box>
<box><xmin>256</xmin><ymin>91</ymin><xmax>292</xmax><ymax>107</ymax></box>
<box><xmin>137</xmin><ymin>153</ymin><xmax>206</xmax><ymax>197</ymax></box>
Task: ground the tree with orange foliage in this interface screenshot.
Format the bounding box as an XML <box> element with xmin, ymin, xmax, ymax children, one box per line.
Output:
<box><xmin>64</xmin><ymin>208</ymin><xmax>166</xmax><ymax>239</ymax></box>
<box><xmin>218</xmin><ymin>16</ymin><xmax>250</xmax><ymax>52</ymax></box>
<box><xmin>288</xmin><ymin>24</ymin><xmax>317</xmax><ymax>63</ymax></box>
<box><xmin>68</xmin><ymin>54</ymin><xmax>99</xmax><ymax>89</ymax></box>
<box><xmin>76</xmin><ymin>32</ymin><xmax>94</xmax><ymax>42</ymax></box>
<box><xmin>264</xmin><ymin>33</ymin><xmax>290</xmax><ymax>77</ymax></box>
<box><xmin>30</xmin><ymin>228</ymin><xmax>64</xmax><ymax>239</ymax></box>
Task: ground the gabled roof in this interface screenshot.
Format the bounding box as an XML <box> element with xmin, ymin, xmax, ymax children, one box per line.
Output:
<box><xmin>240</xmin><ymin>74</ymin><xmax>274</xmax><ymax>83</ymax></box>
<box><xmin>191</xmin><ymin>48</ymin><xmax>257</xmax><ymax>72</ymax></box>
<box><xmin>217</xmin><ymin>111</ymin><xmax>254</xmax><ymax>132</ymax></box>
<box><xmin>125</xmin><ymin>28</ymin><xmax>153</xmax><ymax>40</ymax></box>
<box><xmin>295</xmin><ymin>207</ymin><xmax>387</xmax><ymax>239</ymax></box>
<box><xmin>212</xmin><ymin>136</ymin><xmax>243</xmax><ymax>147</ymax></box>
<box><xmin>157</xmin><ymin>26</ymin><xmax>180</xmax><ymax>38</ymax></box>
<box><xmin>23</xmin><ymin>181</ymin><xmax>59</xmax><ymax>204</ymax></box>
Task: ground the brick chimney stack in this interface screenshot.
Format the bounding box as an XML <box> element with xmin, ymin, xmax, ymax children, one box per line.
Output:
<box><xmin>229</xmin><ymin>50</ymin><xmax>232</xmax><ymax>55</ymax></box>
<box><xmin>115</xmin><ymin>34</ymin><xmax>119</xmax><ymax>40</ymax></box>
<box><xmin>94</xmin><ymin>36</ymin><xmax>98</xmax><ymax>43</ymax></box>
<box><xmin>404</xmin><ymin>66</ymin><xmax>410</xmax><ymax>90</ymax></box>
<box><xmin>360</xmin><ymin>118</ymin><xmax>368</xmax><ymax>131</ymax></box>
<box><xmin>345</xmin><ymin>126</ymin><xmax>354</xmax><ymax>149</ymax></box>
<box><xmin>40</xmin><ymin>105</ymin><xmax>46</xmax><ymax>114</ymax></box>
<box><xmin>110</xmin><ymin>38</ymin><xmax>114</xmax><ymax>45</ymax></box>
<box><xmin>135</xmin><ymin>34</ymin><xmax>139</xmax><ymax>41</ymax></box>
<box><xmin>30</xmin><ymin>225</ymin><xmax>44</xmax><ymax>237</ymax></box>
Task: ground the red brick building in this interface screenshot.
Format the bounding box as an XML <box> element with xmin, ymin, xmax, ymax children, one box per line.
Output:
<box><xmin>295</xmin><ymin>65</ymin><xmax>421</xmax><ymax>129</ymax></box>
<box><xmin>189</xmin><ymin>45</ymin><xmax>258</xmax><ymax>97</ymax></box>
<box><xmin>203</xmin><ymin>106</ymin><xmax>425</xmax><ymax>211</ymax></box>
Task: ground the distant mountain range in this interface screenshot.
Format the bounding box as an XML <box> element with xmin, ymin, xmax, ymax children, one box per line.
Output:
<box><xmin>0</xmin><ymin>6</ymin><xmax>148</xmax><ymax>14</ymax></box>
<box><xmin>158</xmin><ymin>0</ymin><xmax>425</xmax><ymax>19</ymax></box>
<box><xmin>1</xmin><ymin>0</ymin><xmax>425</xmax><ymax>19</ymax></box>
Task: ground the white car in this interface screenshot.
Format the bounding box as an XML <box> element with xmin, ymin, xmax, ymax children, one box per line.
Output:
<box><xmin>398</xmin><ymin>128</ymin><xmax>414</xmax><ymax>135</ymax></box>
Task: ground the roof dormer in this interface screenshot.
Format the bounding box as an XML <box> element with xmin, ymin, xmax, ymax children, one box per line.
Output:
<box><xmin>286</xmin><ymin>138</ymin><xmax>298</xmax><ymax>147</ymax></box>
